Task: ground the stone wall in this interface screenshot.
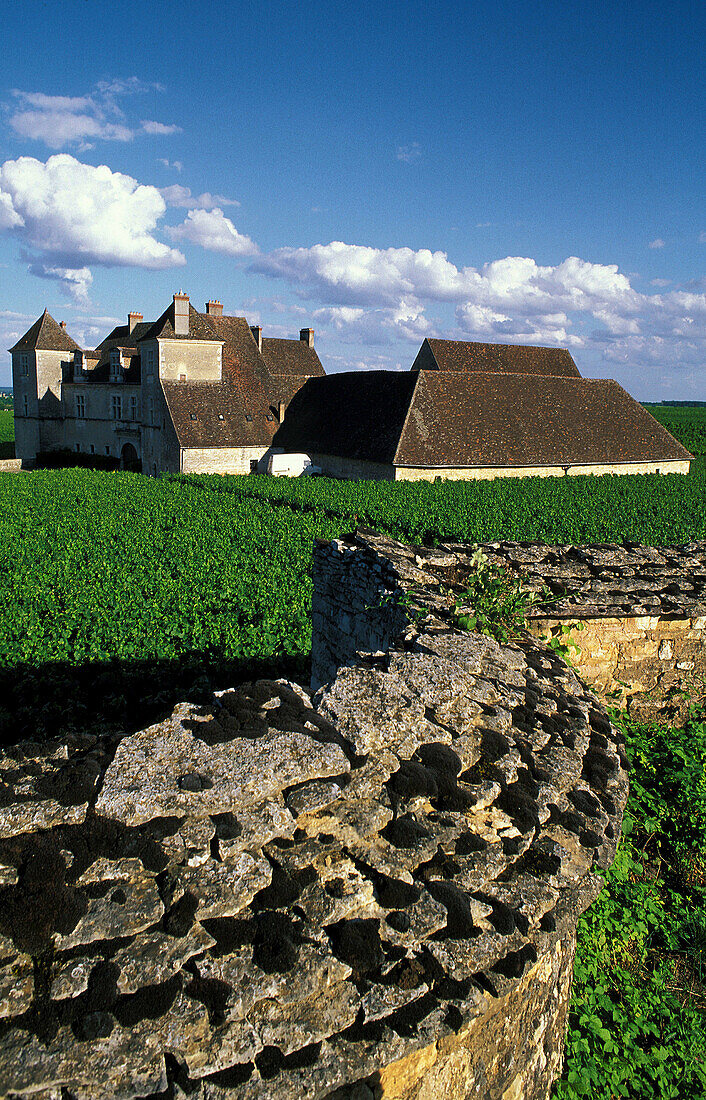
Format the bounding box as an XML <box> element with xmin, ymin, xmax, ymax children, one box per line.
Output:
<box><xmin>0</xmin><ymin>530</ymin><xmax>628</xmax><ymax>1099</ymax></box>
<box><xmin>392</xmin><ymin>460</ymin><xmax>690</xmax><ymax>482</ymax></box>
<box><xmin>478</xmin><ymin>539</ymin><xmax>706</xmax><ymax>721</ymax></box>
<box><xmin>182</xmin><ymin>446</ymin><xmax>269</xmax><ymax>475</ymax></box>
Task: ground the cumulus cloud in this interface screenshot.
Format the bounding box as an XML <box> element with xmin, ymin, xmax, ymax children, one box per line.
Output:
<box><xmin>161</xmin><ymin>185</ymin><xmax>239</xmax><ymax>210</ymax></box>
<box><xmin>167</xmin><ymin>208</ymin><xmax>258</xmax><ymax>256</ymax></box>
<box><xmin>0</xmin><ymin>154</ymin><xmax>184</xmax><ymax>300</ymax></box>
<box><xmin>649</xmin><ymin>238</ymin><xmax>666</xmax><ymax>249</ymax></box>
<box><xmin>158</xmin><ymin>158</ymin><xmax>183</xmax><ymax>173</ymax></box>
<box><xmin>8</xmin><ymin>82</ymin><xmax>180</xmax><ymax>150</ymax></box>
<box><xmin>253</xmin><ymin>238</ymin><xmax>706</xmax><ymax>373</ymax></box>
<box><xmin>396</xmin><ymin>142</ymin><xmax>422</xmax><ymax>162</ymax></box>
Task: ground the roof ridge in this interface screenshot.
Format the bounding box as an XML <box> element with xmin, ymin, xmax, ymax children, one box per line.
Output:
<box><xmin>394</xmin><ymin>370</ymin><xmax>423</xmax><ymax>464</ymax></box>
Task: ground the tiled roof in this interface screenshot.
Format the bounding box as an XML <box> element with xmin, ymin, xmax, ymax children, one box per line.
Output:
<box><xmin>395</xmin><ymin>372</ymin><xmax>692</xmax><ymax>467</ymax></box>
<box><xmin>272</xmin><ymin>371</ymin><xmax>418</xmax><ymax>463</ymax></box>
<box><xmin>262</xmin><ymin>337</ymin><xmax>325</xmax><ymax>378</ymax></box>
<box><xmin>96</xmin><ymin>321</ymin><xmax>153</xmax><ymax>351</ymax></box>
<box><xmin>412</xmin><ymin>338</ymin><xmax>581</xmax><ymax>378</ymax></box>
<box><xmin>274</xmin><ymin>370</ymin><xmax>691</xmax><ymax>469</ymax></box>
<box><xmin>9</xmin><ymin>310</ymin><xmax>81</xmax><ymax>353</ymax></box>
<box><xmin>140</xmin><ymin>302</ymin><xmax>222</xmax><ymax>342</ymax></box>
<box><xmin>162</xmin><ymin>381</ymin><xmax>272</xmax><ymax>448</ymax></box>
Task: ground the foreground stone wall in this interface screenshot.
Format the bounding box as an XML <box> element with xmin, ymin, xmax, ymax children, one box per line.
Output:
<box><xmin>0</xmin><ymin>531</ymin><xmax>628</xmax><ymax>1099</ymax></box>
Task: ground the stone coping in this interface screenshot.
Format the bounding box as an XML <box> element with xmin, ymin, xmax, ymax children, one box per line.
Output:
<box><xmin>0</xmin><ymin>532</ymin><xmax>629</xmax><ymax>1098</ymax></box>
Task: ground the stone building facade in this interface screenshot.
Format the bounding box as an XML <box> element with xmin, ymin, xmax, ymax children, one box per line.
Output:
<box><xmin>9</xmin><ymin>295</ymin><xmax>324</xmax><ymax>475</ymax></box>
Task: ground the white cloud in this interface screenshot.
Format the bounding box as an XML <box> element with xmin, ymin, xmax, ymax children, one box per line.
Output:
<box><xmin>651</xmin><ymin>278</ymin><xmax>671</xmax><ymax>287</ymax></box>
<box><xmin>158</xmin><ymin>158</ymin><xmax>183</xmax><ymax>173</ymax></box>
<box><xmin>396</xmin><ymin>142</ymin><xmax>422</xmax><ymax>162</ymax></box>
<box><xmin>699</xmin><ymin>232</ymin><xmax>706</xmax><ymax>244</ymax></box>
<box><xmin>254</xmin><ymin>238</ymin><xmax>706</xmax><ymax>372</ymax></box>
<box><xmin>161</xmin><ymin>185</ymin><xmax>239</xmax><ymax>210</ymax></box>
<box><xmin>141</xmin><ymin>121</ymin><xmax>182</xmax><ymax>136</ymax></box>
<box><xmin>649</xmin><ymin>238</ymin><xmax>666</xmax><ymax>249</ymax></box>
<box><xmin>28</xmin><ymin>262</ymin><xmax>93</xmax><ymax>304</ymax></box>
<box><xmin>0</xmin><ymin>154</ymin><xmax>184</xmax><ymax>299</ymax></box>
<box><xmin>8</xmin><ymin>82</ymin><xmax>180</xmax><ymax>150</ymax></box>
<box><xmin>167</xmin><ymin>208</ymin><xmax>258</xmax><ymax>256</ymax></box>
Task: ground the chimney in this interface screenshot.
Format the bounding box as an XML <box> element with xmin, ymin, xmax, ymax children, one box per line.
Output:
<box><xmin>173</xmin><ymin>291</ymin><xmax>190</xmax><ymax>336</ymax></box>
<box><xmin>278</xmin><ymin>400</ymin><xmax>285</xmax><ymax>422</ymax></box>
<box><xmin>300</xmin><ymin>327</ymin><xmax>314</xmax><ymax>347</ymax></box>
<box><xmin>250</xmin><ymin>325</ymin><xmax>262</xmax><ymax>352</ymax></box>
<box><xmin>128</xmin><ymin>311</ymin><xmax>143</xmax><ymax>334</ymax></box>
<box><xmin>60</xmin><ymin>321</ymin><xmax>67</xmax><ymax>331</ymax></box>
<box><xmin>206</xmin><ymin>300</ymin><xmax>223</xmax><ymax>318</ymax></box>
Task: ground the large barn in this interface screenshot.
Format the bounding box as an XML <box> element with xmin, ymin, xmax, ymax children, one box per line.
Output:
<box><xmin>272</xmin><ymin>338</ymin><xmax>692</xmax><ymax>480</ymax></box>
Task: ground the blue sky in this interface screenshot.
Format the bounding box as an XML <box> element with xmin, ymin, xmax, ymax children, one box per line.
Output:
<box><xmin>0</xmin><ymin>0</ymin><xmax>704</xmax><ymax>397</ymax></box>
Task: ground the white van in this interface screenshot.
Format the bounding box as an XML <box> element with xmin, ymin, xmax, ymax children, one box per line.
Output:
<box><xmin>267</xmin><ymin>453</ymin><xmax>322</xmax><ymax>477</ymax></box>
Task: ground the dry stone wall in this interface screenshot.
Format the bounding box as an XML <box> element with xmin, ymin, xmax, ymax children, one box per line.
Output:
<box><xmin>0</xmin><ymin>530</ymin><xmax>630</xmax><ymax>1099</ymax></box>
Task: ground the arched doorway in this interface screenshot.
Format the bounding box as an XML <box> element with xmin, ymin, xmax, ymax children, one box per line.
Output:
<box><xmin>120</xmin><ymin>442</ymin><xmax>141</xmax><ymax>472</ymax></box>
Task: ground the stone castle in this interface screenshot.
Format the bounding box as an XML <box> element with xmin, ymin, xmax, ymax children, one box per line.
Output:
<box><xmin>9</xmin><ymin>292</ymin><xmax>691</xmax><ymax>480</ymax></box>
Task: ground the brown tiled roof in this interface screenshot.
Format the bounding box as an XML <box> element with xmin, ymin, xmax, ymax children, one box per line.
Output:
<box><xmin>9</xmin><ymin>310</ymin><xmax>81</xmax><ymax>353</ymax></box>
<box><xmin>210</xmin><ymin>316</ymin><xmax>271</xmax><ymax>389</ymax></box>
<box><xmin>411</xmin><ymin>338</ymin><xmax>581</xmax><ymax>378</ymax></box>
<box><xmin>162</xmin><ymin>381</ymin><xmax>272</xmax><ymax>448</ymax></box>
<box><xmin>273</xmin><ymin>371</ymin><xmax>418</xmax><ymax>463</ymax></box>
<box><xmin>262</xmin><ymin>337</ymin><xmax>325</xmax><ymax>378</ymax></box>
<box><xmin>96</xmin><ymin>321</ymin><xmax>153</xmax><ymax>351</ymax></box>
<box><xmin>395</xmin><ymin>373</ymin><xmax>692</xmax><ymax>467</ymax></box>
<box><xmin>140</xmin><ymin>302</ymin><xmax>222</xmax><ymax>342</ymax></box>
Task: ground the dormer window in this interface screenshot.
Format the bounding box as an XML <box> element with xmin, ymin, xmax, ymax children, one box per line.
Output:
<box><xmin>73</xmin><ymin>350</ymin><xmax>84</xmax><ymax>381</ymax></box>
<box><xmin>218</xmin><ymin>414</ymin><xmax>225</xmax><ymax>420</ymax></box>
<box><xmin>110</xmin><ymin>349</ymin><xmax>122</xmax><ymax>380</ymax></box>
<box><xmin>245</xmin><ymin>414</ymin><xmax>253</xmax><ymax>422</ymax></box>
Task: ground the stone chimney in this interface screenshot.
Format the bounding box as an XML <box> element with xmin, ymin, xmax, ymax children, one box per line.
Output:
<box><xmin>60</xmin><ymin>321</ymin><xmax>67</xmax><ymax>331</ymax></box>
<box><xmin>300</xmin><ymin>328</ymin><xmax>314</xmax><ymax>347</ymax></box>
<box><xmin>173</xmin><ymin>291</ymin><xmax>189</xmax><ymax>336</ymax></box>
<box><xmin>206</xmin><ymin>300</ymin><xmax>223</xmax><ymax>317</ymax></box>
<box><xmin>128</xmin><ymin>312</ymin><xmax>143</xmax><ymax>334</ymax></box>
<box><xmin>251</xmin><ymin>325</ymin><xmax>262</xmax><ymax>352</ymax></box>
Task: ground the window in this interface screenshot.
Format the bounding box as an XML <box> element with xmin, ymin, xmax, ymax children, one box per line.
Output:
<box><xmin>20</xmin><ymin>353</ymin><xmax>29</xmax><ymax>377</ymax></box>
<box><xmin>218</xmin><ymin>413</ymin><xmax>225</xmax><ymax>420</ymax></box>
<box><xmin>90</xmin><ymin>444</ymin><xmax>95</xmax><ymax>454</ymax></box>
<box><xmin>190</xmin><ymin>412</ymin><xmax>197</xmax><ymax>420</ymax></box>
<box><xmin>105</xmin><ymin>445</ymin><xmax>110</xmax><ymax>455</ymax></box>
<box><xmin>145</xmin><ymin>348</ymin><xmax>154</xmax><ymax>376</ymax></box>
<box><xmin>149</xmin><ymin>398</ymin><xmax>155</xmax><ymax>425</ymax></box>
<box><xmin>75</xmin><ymin>443</ymin><xmax>81</xmax><ymax>453</ymax></box>
<box><xmin>130</xmin><ymin>395</ymin><xmax>138</xmax><ymax>421</ymax></box>
<box><xmin>22</xmin><ymin>395</ymin><xmax>28</xmax><ymax>417</ymax></box>
<box><xmin>111</xmin><ymin>395</ymin><xmax>122</xmax><ymax>420</ymax></box>
<box><xmin>245</xmin><ymin>414</ymin><xmax>253</xmax><ymax>422</ymax></box>
<box><xmin>75</xmin><ymin>394</ymin><xmax>86</xmax><ymax>418</ymax></box>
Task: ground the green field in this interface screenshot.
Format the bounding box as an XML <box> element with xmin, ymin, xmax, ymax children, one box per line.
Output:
<box><xmin>0</xmin><ymin>408</ymin><xmax>14</xmax><ymax>459</ymax></box>
<box><xmin>643</xmin><ymin>404</ymin><xmax>706</xmax><ymax>455</ymax></box>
